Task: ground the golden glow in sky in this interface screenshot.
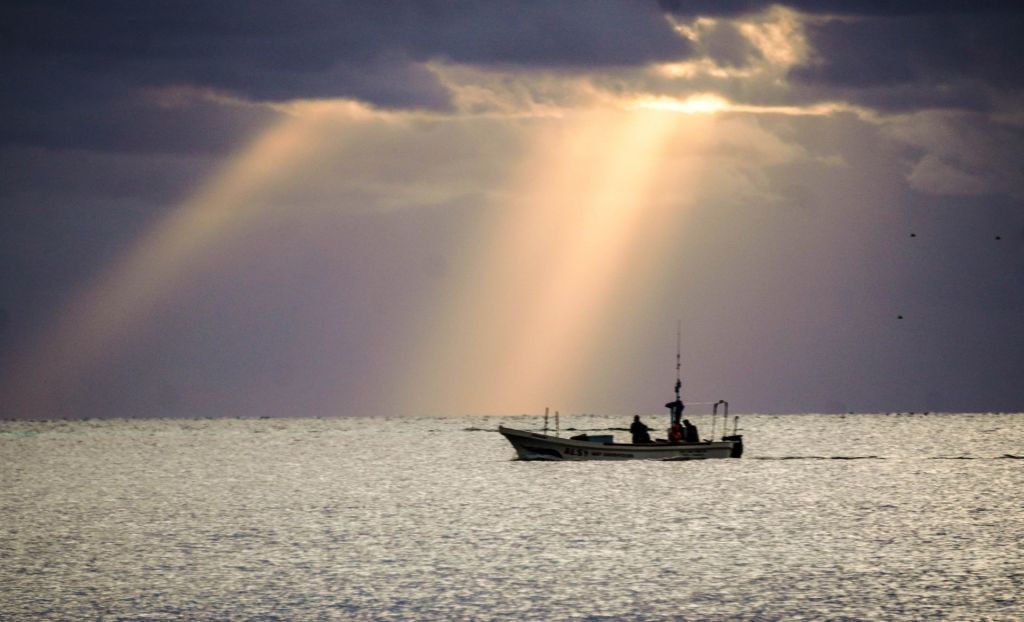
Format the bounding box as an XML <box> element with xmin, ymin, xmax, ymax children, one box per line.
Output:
<box><xmin>401</xmin><ymin>105</ymin><xmax>723</xmax><ymax>414</ymax></box>
<box><xmin>2</xmin><ymin>76</ymin><xmax>842</xmax><ymax>417</ymax></box>
<box><xmin>2</xmin><ymin>4</ymin><xmax>965</xmax><ymax>418</ymax></box>
<box><xmin>631</xmin><ymin>93</ymin><xmax>732</xmax><ymax>114</ymax></box>
<box><xmin>2</xmin><ymin>3</ymin><xmax>1021</xmax><ymax>419</ymax></box>
<box><xmin>4</xmin><ymin>103</ymin><xmax>373</xmax><ymax>416</ymax></box>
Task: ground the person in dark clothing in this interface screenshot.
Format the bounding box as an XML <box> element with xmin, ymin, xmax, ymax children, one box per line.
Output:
<box><xmin>630</xmin><ymin>415</ymin><xmax>652</xmax><ymax>444</ymax></box>
<box><xmin>665</xmin><ymin>398</ymin><xmax>684</xmax><ymax>425</ymax></box>
<box><xmin>682</xmin><ymin>419</ymin><xmax>699</xmax><ymax>443</ymax></box>
<box><xmin>669</xmin><ymin>421</ymin><xmax>683</xmax><ymax>443</ymax></box>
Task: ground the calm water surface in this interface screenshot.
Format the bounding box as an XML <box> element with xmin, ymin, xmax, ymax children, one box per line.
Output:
<box><xmin>1</xmin><ymin>413</ymin><xmax>1022</xmax><ymax>621</ymax></box>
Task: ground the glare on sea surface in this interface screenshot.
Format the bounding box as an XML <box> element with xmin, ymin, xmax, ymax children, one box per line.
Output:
<box><xmin>1</xmin><ymin>414</ymin><xmax>1022</xmax><ymax>619</ymax></box>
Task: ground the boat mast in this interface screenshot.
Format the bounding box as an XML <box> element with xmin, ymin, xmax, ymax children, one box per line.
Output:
<box><xmin>674</xmin><ymin>320</ymin><xmax>682</xmax><ymax>402</ymax></box>
<box><xmin>672</xmin><ymin>320</ymin><xmax>682</xmax><ymax>428</ymax></box>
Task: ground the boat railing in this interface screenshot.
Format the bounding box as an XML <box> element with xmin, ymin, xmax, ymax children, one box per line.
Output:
<box><xmin>541</xmin><ymin>407</ymin><xmax>560</xmax><ymax>437</ymax></box>
<box><xmin>711</xmin><ymin>400</ymin><xmax>740</xmax><ymax>440</ymax></box>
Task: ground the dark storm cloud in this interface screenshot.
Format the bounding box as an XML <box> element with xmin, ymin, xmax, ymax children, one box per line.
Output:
<box><xmin>790</xmin><ymin>10</ymin><xmax>1024</xmax><ymax>112</ymax></box>
<box><xmin>1</xmin><ymin>0</ymin><xmax>688</xmax><ymax>151</ymax></box>
<box><xmin>659</xmin><ymin>0</ymin><xmax>1015</xmax><ymax>18</ymax></box>
<box><xmin>6</xmin><ymin>0</ymin><xmax>1022</xmax><ymax>154</ymax></box>
<box><xmin>3</xmin><ymin>0</ymin><xmax>688</xmax><ymax>75</ymax></box>
<box><xmin>659</xmin><ymin>1</ymin><xmax>1024</xmax><ymax>112</ymax></box>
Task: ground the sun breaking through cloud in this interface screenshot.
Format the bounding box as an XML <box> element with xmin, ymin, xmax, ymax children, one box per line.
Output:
<box><xmin>2</xmin><ymin>2</ymin><xmax>1023</xmax><ymax>418</ymax></box>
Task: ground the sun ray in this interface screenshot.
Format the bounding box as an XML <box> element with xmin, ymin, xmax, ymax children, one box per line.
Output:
<box><xmin>6</xmin><ymin>93</ymin><xmax>725</xmax><ymax>418</ymax></box>
<box><xmin>2</xmin><ymin>102</ymin><xmax>373</xmax><ymax>417</ymax></box>
<box><xmin>402</xmin><ymin>106</ymin><xmax>713</xmax><ymax>415</ymax></box>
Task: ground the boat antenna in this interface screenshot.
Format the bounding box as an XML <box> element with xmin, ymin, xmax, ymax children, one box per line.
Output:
<box><xmin>674</xmin><ymin>320</ymin><xmax>682</xmax><ymax>401</ymax></box>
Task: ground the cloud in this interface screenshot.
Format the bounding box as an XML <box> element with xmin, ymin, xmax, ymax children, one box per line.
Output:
<box><xmin>0</xmin><ymin>77</ymin><xmax>279</xmax><ymax>153</ymax></box>
<box><xmin>5</xmin><ymin>1</ymin><xmax>1022</xmax><ymax>155</ymax></box>
<box><xmin>659</xmin><ymin>1</ymin><xmax>1016</xmax><ymax>19</ymax></box>
<box><xmin>884</xmin><ymin>110</ymin><xmax>1024</xmax><ymax>198</ymax></box>
<box><xmin>672</xmin><ymin>16</ymin><xmax>763</xmax><ymax>68</ymax></box>
<box><xmin>0</xmin><ymin>1</ymin><xmax>693</xmax><ymax>154</ymax></box>
<box><xmin>906</xmin><ymin>154</ymin><xmax>989</xmax><ymax>197</ymax></box>
<box><xmin>1</xmin><ymin>2</ymin><xmax>686</xmax><ymax>101</ymax></box>
<box><xmin>656</xmin><ymin>2</ymin><xmax>1024</xmax><ymax>113</ymax></box>
<box><xmin>788</xmin><ymin>10</ymin><xmax>1024</xmax><ymax>113</ymax></box>
<box><xmin>652</xmin><ymin>3</ymin><xmax>1024</xmax><ymax>200</ymax></box>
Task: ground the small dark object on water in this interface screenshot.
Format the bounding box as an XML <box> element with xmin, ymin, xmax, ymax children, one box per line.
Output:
<box><xmin>910</xmin><ymin>232</ymin><xmax>916</xmax><ymax>237</ymax></box>
<box><xmin>897</xmin><ymin>315</ymin><xmax>904</xmax><ymax>319</ymax></box>
<box><xmin>995</xmin><ymin>235</ymin><xmax>1001</xmax><ymax>240</ymax></box>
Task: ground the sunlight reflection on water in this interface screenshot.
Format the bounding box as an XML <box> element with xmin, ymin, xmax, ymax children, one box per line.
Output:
<box><xmin>1</xmin><ymin>414</ymin><xmax>1022</xmax><ymax>620</ymax></box>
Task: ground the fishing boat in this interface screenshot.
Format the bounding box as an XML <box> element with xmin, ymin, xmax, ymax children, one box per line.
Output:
<box><xmin>498</xmin><ymin>424</ymin><xmax>742</xmax><ymax>461</ymax></box>
<box><xmin>497</xmin><ymin>327</ymin><xmax>744</xmax><ymax>461</ymax></box>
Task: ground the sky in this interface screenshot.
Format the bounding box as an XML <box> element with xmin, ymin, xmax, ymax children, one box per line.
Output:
<box><xmin>1</xmin><ymin>1</ymin><xmax>1022</xmax><ymax>419</ymax></box>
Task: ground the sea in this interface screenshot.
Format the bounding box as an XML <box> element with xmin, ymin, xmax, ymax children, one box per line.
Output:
<box><xmin>1</xmin><ymin>413</ymin><xmax>1022</xmax><ymax>621</ymax></box>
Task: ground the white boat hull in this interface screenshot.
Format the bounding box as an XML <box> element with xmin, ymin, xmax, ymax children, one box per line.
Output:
<box><xmin>498</xmin><ymin>426</ymin><xmax>741</xmax><ymax>461</ymax></box>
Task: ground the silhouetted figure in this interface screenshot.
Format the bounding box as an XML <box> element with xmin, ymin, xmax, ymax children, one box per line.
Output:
<box><xmin>665</xmin><ymin>398</ymin><xmax>685</xmax><ymax>425</ymax></box>
<box><xmin>630</xmin><ymin>415</ymin><xmax>652</xmax><ymax>444</ymax></box>
<box><xmin>669</xmin><ymin>421</ymin><xmax>683</xmax><ymax>443</ymax></box>
<box><xmin>682</xmin><ymin>419</ymin><xmax>699</xmax><ymax>443</ymax></box>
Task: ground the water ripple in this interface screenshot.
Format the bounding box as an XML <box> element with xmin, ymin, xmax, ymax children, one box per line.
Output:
<box><xmin>1</xmin><ymin>413</ymin><xmax>1022</xmax><ymax>620</ymax></box>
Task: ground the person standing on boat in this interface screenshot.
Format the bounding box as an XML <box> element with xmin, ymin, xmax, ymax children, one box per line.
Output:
<box><xmin>665</xmin><ymin>396</ymin><xmax>685</xmax><ymax>425</ymax></box>
<box><xmin>682</xmin><ymin>419</ymin><xmax>699</xmax><ymax>443</ymax></box>
<box><xmin>630</xmin><ymin>415</ymin><xmax>652</xmax><ymax>444</ymax></box>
